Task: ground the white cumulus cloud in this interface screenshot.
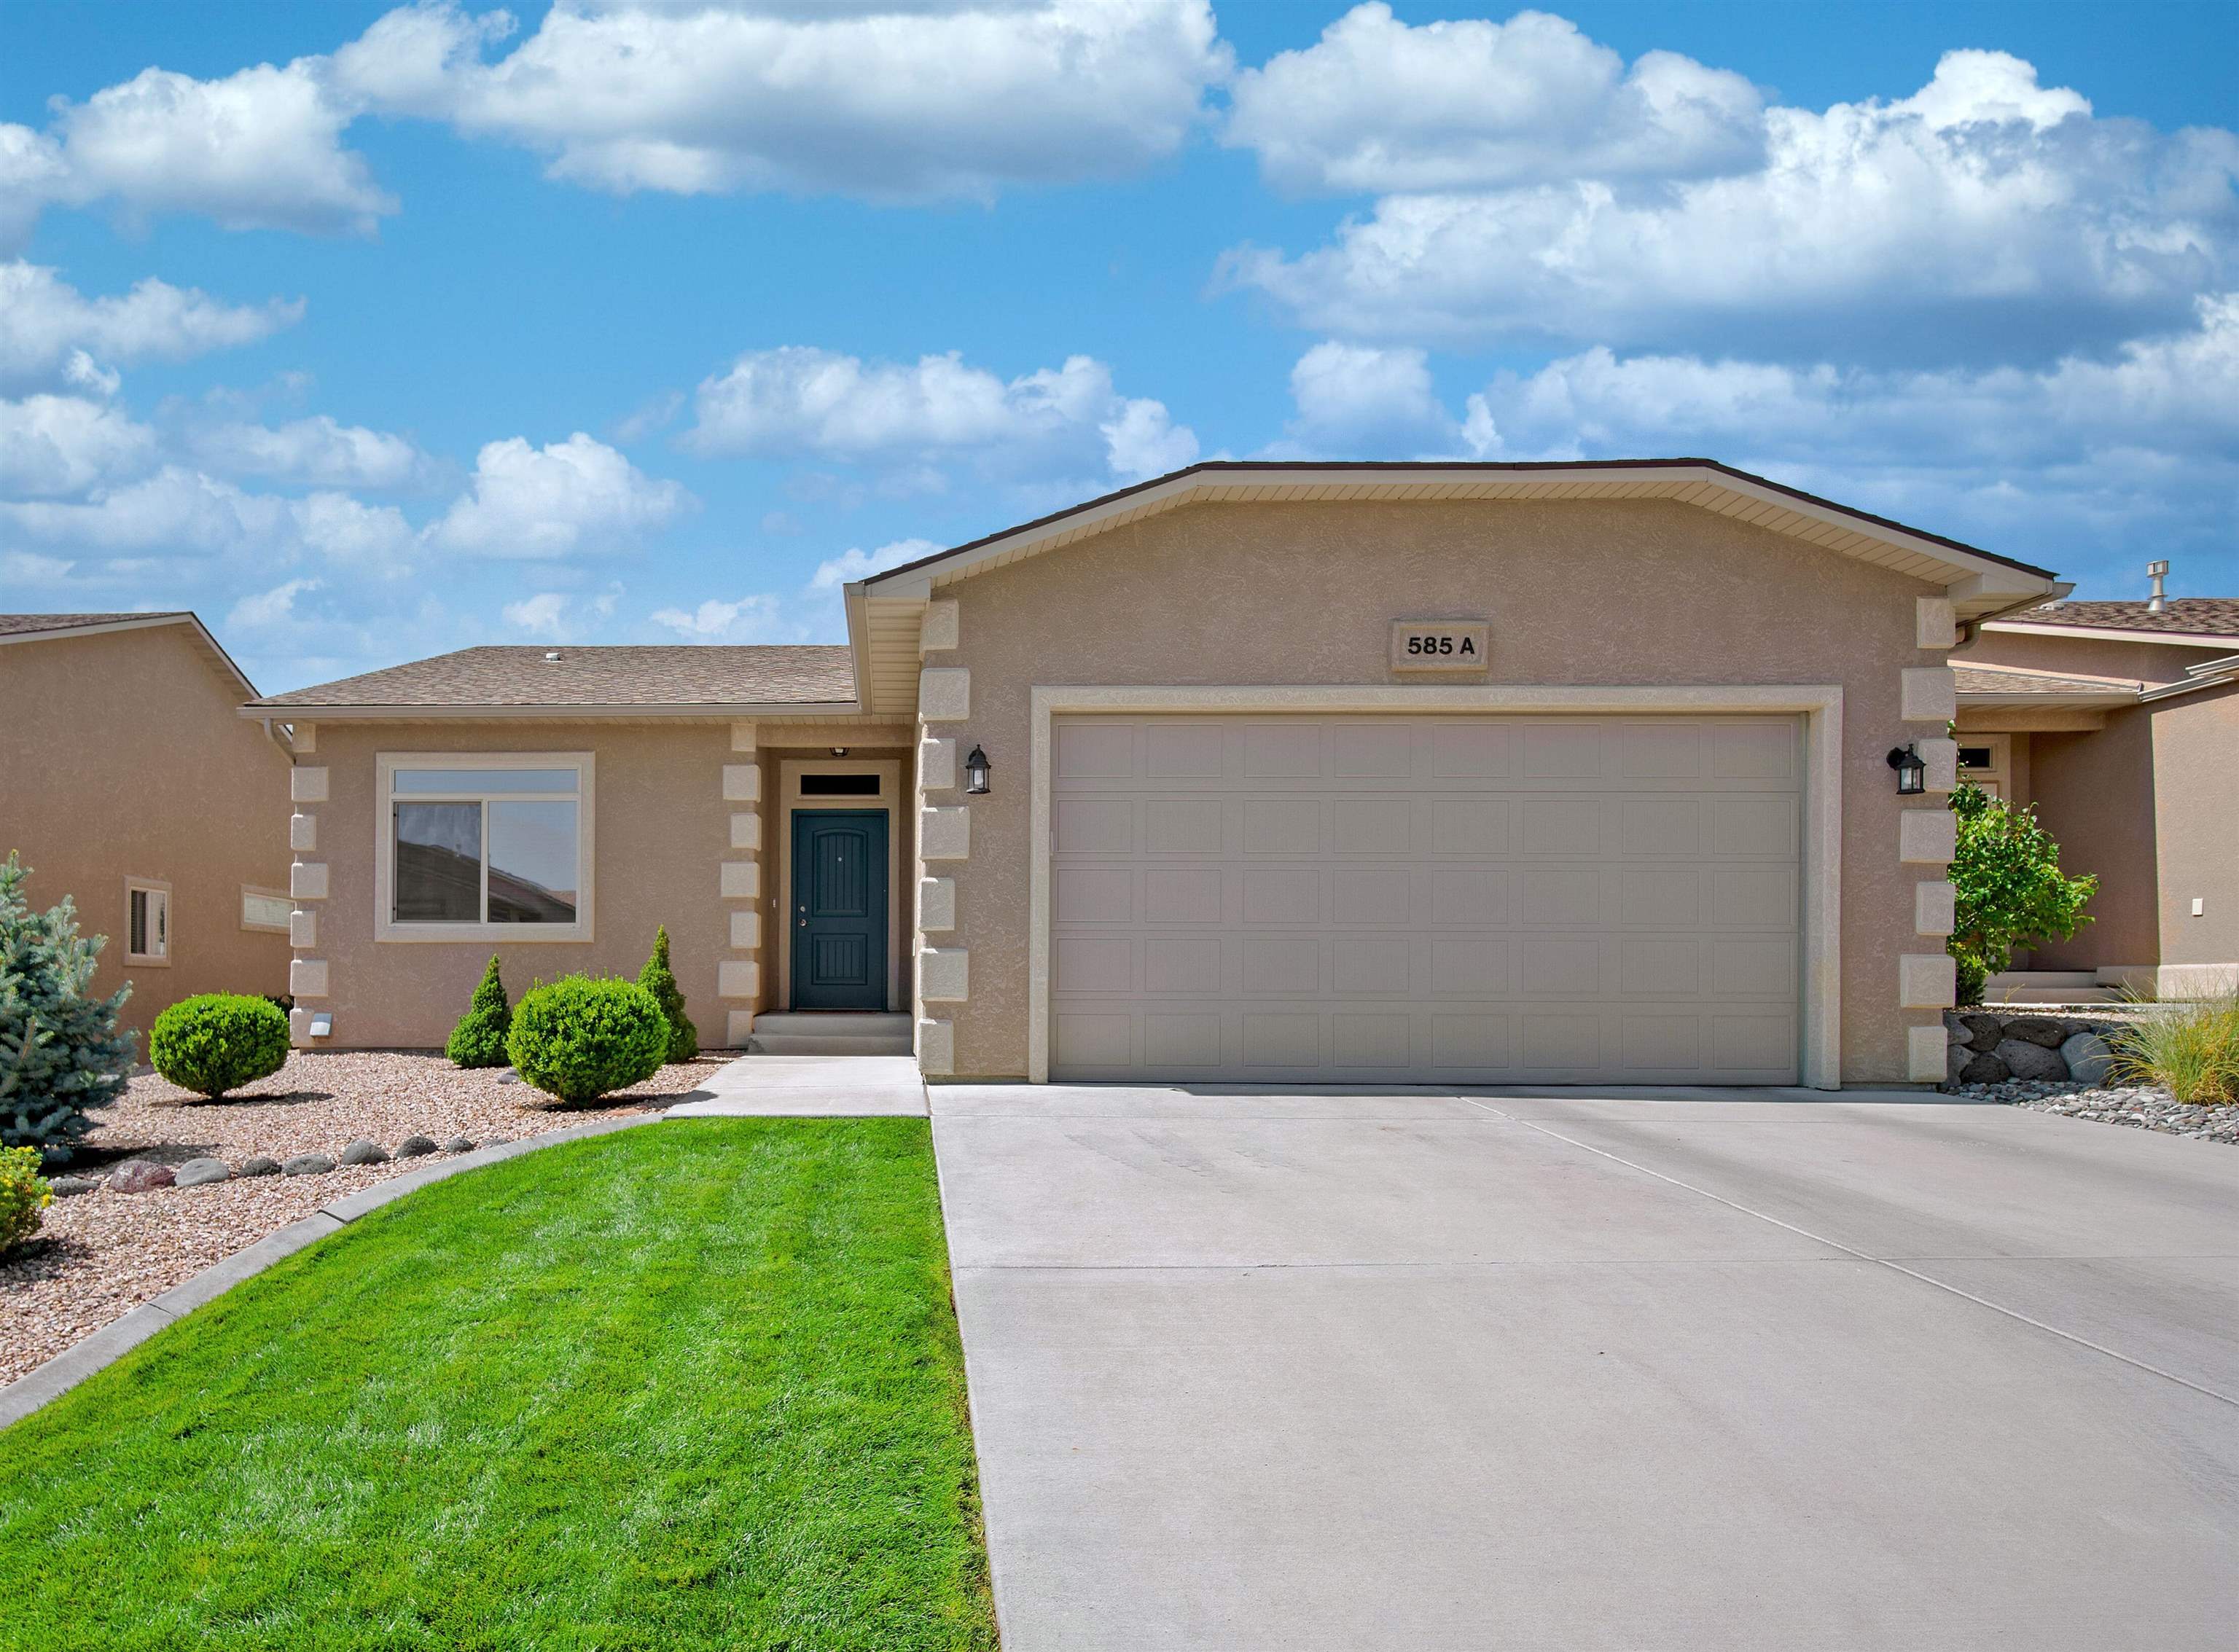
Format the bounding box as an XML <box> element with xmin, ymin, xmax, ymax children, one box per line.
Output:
<box><xmin>0</xmin><ymin>262</ymin><xmax>302</xmax><ymax>393</ymax></box>
<box><xmin>1225</xmin><ymin>4</ymin><xmax>1763</xmax><ymax>195</ymax></box>
<box><xmin>1270</xmin><ymin>341</ymin><xmax>1456</xmax><ymax>457</ymax></box>
<box><xmin>1222</xmin><ymin>48</ymin><xmax>2239</xmax><ymax>364</ymax></box>
<box><xmin>40</xmin><ymin>59</ymin><xmax>396</xmax><ymax>237</ymax></box>
<box><xmin>0</xmin><ymin>394</ymin><xmax>158</xmax><ymax>496</ymax></box>
<box><xmin>648</xmin><ymin>592</ymin><xmax>788</xmax><ymax>643</ymax></box>
<box><xmin>181</xmin><ymin>412</ymin><xmax>431</xmax><ymax>490</ymax></box>
<box><xmin>684</xmin><ymin>346</ymin><xmax>1197</xmax><ymax>488</ymax></box>
<box><xmin>330</xmin><ymin>0</ymin><xmax>1230</xmax><ymax>203</ymax></box>
<box><xmin>424</xmin><ymin>432</ymin><xmax>694</xmax><ymax>558</ymax></box>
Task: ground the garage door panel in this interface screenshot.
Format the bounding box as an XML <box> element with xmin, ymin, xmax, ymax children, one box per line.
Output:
<box><xmin>1147</xmin><ymin>798</ymin><xmax>1225</xmax><ymax>854</ymax></box>
<box><xmin>1051</xmin><ymin>716</ymin><xmax>1800</xmax><ymax>1085</ymax></box>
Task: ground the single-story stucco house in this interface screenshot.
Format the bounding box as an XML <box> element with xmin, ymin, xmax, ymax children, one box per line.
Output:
<box><xmin>242</xmin><ymin>459</ymin><xmax>2076</xmax><ymax>1088</ymax></box>
<box><xmin>1953</xmin><ymin>587</ymin><xmax>2238</xmax><ymax>1003</ymax></box>
<box><xmin>1</xmin><ymin>611</ymin><xmax>293</xmax><ymax>1037</ymax></box>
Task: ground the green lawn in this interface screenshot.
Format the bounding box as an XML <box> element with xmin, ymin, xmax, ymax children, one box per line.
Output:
<box><xmin>1</xmin><ymin>1119</ymin><xmax>999</xmax><ymax>1651</ymax></box>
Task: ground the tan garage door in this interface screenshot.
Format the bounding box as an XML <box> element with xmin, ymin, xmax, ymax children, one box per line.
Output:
<box><xmin>1049</xmin><ymin>716</ymin><xmax>1802</xmax><ymax>1085</ymax></box>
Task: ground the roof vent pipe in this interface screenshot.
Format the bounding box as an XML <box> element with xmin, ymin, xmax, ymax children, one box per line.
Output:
<box><xmin>2147</xmin><ymin>560</ymin><xmax>2170</xmax><ymax>612</ymax></box>
<box><xmin>544</xmin><ymin>649</ymin><xmax>563</xmax><ymax>661</ymax></box>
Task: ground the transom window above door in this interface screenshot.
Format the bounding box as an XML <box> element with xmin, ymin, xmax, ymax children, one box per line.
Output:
<box><xmin>377</xmin><ymin>754</ymin><xmax>593</xmax><ymax>942</ymax></box>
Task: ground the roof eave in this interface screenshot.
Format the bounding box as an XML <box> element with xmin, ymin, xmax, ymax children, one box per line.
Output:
<box><xmin>1979</xmin><ymin>618</ymin><xmax>2239</xmax><ymax>648</ymax></box>
<box><xmin>235</xmin><ymin>699</ymin><xmax>866</xmax><ymax>721</ymax></box>
<box><xmin>858</xmin><ymin>459</ymin><xmax>2060</xmax><ymax>605</ymax></box>
<box><xmin>1</xmin><ymin>611</ymin><xmax>259</xmax><ymax>701</ymax></box>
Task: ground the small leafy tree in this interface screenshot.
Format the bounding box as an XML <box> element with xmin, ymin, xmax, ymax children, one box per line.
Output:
<box><xmin>446</xmin><ymin>955</ymin><xmax>512</xmax><ymax>1068</ymax></box>
<box><xmin>0</xmin><ymin>853</ymin><xmax>136</xmax><ymax>1161</ymax></box>
<box><xmin>637</xmin><ymin>925</ymin><xmax>698</xmax><ymax>1062</ymax></box>
<box><xmin>1947</xmin><ymin>782</ymin><xmax>2098</xmax><ymax>1006</ymax></box>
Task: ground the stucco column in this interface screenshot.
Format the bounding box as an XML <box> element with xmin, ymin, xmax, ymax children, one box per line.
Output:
<box><xmin>720</xmin><ymin>721</ymin><xmax>762</xmax><ymax>1047</ymax></box>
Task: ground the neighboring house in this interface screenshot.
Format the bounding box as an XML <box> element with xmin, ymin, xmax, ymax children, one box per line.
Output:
<box><xmin>245</xmin><ymin>460</ymin><xmax>2068</xmax><ymax>1087</ymax></box>
<box><xmin>0</xmin><ymin>612</ymin><xmax>294</xmax><ymax>1040</ymax></box>
<box><xmin>1953</xmin><ymin>592</ymin><xmax>2239</xmax><ymax>1001</ymax></box>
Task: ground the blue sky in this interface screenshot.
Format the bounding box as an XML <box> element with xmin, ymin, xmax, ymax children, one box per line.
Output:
<box><xmin>3</xmin><ymin>1</ymin><xmax>2232</xmax><ymax>693</ymax></box>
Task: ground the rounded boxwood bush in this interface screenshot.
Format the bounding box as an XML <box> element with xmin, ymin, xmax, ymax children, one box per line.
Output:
<box><xmin>149</xmin><ymin>993</ymin><xmax>291</xmax><ymax>1100</ymax></box>
<box><xmin>505</xmin><ymin>975</ymin><xmax>668</xmax><ymax>1105</ymax></box>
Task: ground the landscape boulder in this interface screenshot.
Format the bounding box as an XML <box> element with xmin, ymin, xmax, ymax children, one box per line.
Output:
<box><xmin>2001</xmin><ymin>1017</ymin><xmax>2069</xmax><ymax>1049</ymax></box>
<box><xmin>1996</xmin><ymin>1038</ymin><xmax>2069</xmax><ymax>1082</ymax></box>
<box><xmin>107</xmin><ymin>1159</ymin><xmax>175</xmax><ymax>1194</ymax></box>
<box><xmin>173</xmin><ymin>1157</ymin><xmax>230</xmax><ymax>1189</ymax></box>
<box><xmin>47</xmin><ymin>1175</ymin><xmax>98</xmax><ymax>1197</ymax></box>
<box><xmin>1956</xmin><ymin>1052</ymin><xmax>2009</xmax><ymax>1084</ymax></box>
<box><xmin>442</xmin><ymin>1135</ymin><xmax>475</xmax><ymax>1154</ymax></box>
<box><xmin>238</xmin><ymin>1155</ymin><xmax>281</xmax><ymax>1178</ymax></box>
<box><xmin>339</xmin><ymin>1138</ymin><xmax>388</xmax><ymax>1166</ymax></box>
<box><xmin>2060</xmin><ymin>1032</ymin><xmax>2115</xmax><ymax>1087</ymax></box>
<box><xmin>282</xmin><ymin>1152</ymin><xmax>335</xmax><ymax>1176</ymax></box>
<box><xmin>395</xmin><ymin>1135</ymin><xmax>439</xmax><ymax>1159</ymax></box>
<box><xmin>1958</xmin><ymin>1014</ymin><xmax>2004</xmax><ymax>1052</ymax></box>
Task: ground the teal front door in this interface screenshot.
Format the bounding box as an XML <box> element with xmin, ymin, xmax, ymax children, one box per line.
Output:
<box><xmin>791</xmin><ymin>810</ymin><xmax>888</xmax><ymax>1009</ymax></box>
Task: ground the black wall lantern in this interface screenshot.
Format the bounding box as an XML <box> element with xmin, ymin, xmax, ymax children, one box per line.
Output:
<box><xmin>964</xmin><ymin>744</ymin><xmax>992</xmax><ymax>796</ymax></box>
<box><xmin>1886</xmin><ymin>744</ymin><xmax>1926</xmax><ymax>796</ymax></box>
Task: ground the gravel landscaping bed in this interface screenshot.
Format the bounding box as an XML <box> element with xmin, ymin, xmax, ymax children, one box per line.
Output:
<box><xmin>1</xmin><ymin>1050</ymin><xmax>728</xmax><ymax>1387</ymax></box>
<box><xmin>1947</xmin><ymin>1077</ymin><xmax>2239</xmax><ymax>1146</ymax></box>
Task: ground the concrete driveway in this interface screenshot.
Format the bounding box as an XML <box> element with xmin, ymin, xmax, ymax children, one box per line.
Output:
<box><xmin>931</xmin><ymin>1086</ymin><xmax>2239</xmax><ymax>1650</ymax></box>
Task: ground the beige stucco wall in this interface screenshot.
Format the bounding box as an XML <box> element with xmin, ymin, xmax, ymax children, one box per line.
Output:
<box><xmin>305</xmin><ymin>721</ymin><xmax>740</xmax><ymax>1048</ymax></box>
<box><xmin>2023</xmin><ymin>710</ymin><xmax>2159</xmax><ymax>971</ymax></box>
<box><xmin>1980</xmin><ymin>681</ymin><xmax>2236</xmax><ymax>979</ymax></box>
<box><xmin>927</xmin><ymin>496</ymin><xmax>1945</xmax><ymax>1084</ymax></box>
<box><xmin>1959</xmin><ymin>630</ymin><xmax>2223</xmax><ymax>686</ymax></box>
<box><xmin>0</xmin><ymin>625</ymin><xmax>291</xmax><ymax>1039</ymax></box>
<box><xmin>2149</xmin><ymin>679</ymin><xmax>2239</xmax><ymax>974</ymax></box>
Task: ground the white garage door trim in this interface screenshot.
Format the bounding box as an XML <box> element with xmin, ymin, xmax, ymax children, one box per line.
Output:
<box><xmin>1028</xmin><ymin>684</ymin><xmax>1844</xmax><ymax>1089</ymax></box>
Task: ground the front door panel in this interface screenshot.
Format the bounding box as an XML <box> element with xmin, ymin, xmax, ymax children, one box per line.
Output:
<box><xmin>792</xmin><ymin>810</ymin><xmax>888</xmax><ymax>1009</ymax></box>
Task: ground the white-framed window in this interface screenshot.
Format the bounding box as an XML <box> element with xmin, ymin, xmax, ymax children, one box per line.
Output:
<box><xmin>375</xmin><ymin>753</ymin><xmax>595</xmax><ymax>942</ymax></box>
<box><xmin>1955</xmin><ymin>735</ymin><xmax>2010</xmax><ymax>799</ymax></box>
<box><xmin>125</xmin><ymin>878</ymin><xmax>171</xmax><ymax>966</ymax></box>
<box><xmin>242</xmin><ymin>887</ymin><xmax>292</xmax><ymax>933</ymax></box>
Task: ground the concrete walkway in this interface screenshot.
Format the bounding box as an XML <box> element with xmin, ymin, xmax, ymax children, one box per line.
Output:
<box><xmin>663</xmin><ymin>1054</ymin><xmax>926</xmax><ymax>1116</ymax></box>
<box><xmin>931</xmin><ymin>1085</ymin><xmax>2239</xmax><ymax>1650</ymax></box>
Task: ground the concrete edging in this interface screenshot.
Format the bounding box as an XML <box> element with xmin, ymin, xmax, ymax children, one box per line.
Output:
<box><xmin>0</xmin><ymin>1112</ymin><xmax>664</xmax><ymax>1432</ymax></box>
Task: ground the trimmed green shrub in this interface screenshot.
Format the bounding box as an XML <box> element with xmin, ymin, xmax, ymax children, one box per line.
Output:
<box><xmin>0</xmin><ymin>1145</ymin><xmax>50</xmax><ymax>1253</ymax></box>
<box><xmin>1947</xmin><ymin>782</ymin><xmax>2097</xmax><ymax>1007</ymax></box>
<box><xmin>1</xmin><ymin>853</ymin><xmax>135</xmax><ymax>1160</ymax></box>
<box><xmin>149</xmin><ymin>994</ymin><xmax>292</xmax><ymax>1100</ymax></box>
<box><xmin>505</xmin><ymin>975</ymin><xmax>668</xmax><ymax>1104</ymax></box>
<box><xmin>446</xmin><ymin>955</ymin><xmax>513</xmax><ymax>1068</ymax></box>
<box><xmin>637</xmin><ymin>926</ymin><xmax>698</xmax><ymax>1063</ymax></box>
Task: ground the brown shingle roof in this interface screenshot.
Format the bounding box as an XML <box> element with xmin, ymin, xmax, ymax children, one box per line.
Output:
<box><xmin>1953</xmin><ymin>665</ymin><xmax>2140</xmax><ymax>698</ymax></box>
<box><xmin>2003</xmin><ymin>598</ymin><xmax>2239</xmax><ymax>638</ymax></box>
<box><xmin>249</xmin><ymin>645</ymin><xmax>856</xmax><ymax>710</ymax></box>
<box><xmin>0</xmin><ymin>611</ymin><xmax>188</xmax><ymax>637</ymax></box>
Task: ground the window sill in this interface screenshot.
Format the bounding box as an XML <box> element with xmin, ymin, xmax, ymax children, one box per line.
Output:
<box><xmin>376</xmin><ymin>922</ymin><xmax>593</xmax><ymax>944</ymax></box>
<box><xmin>123</xmin><ymin>954</ymin><xmax>172</xmax><ymax>968</ymax></box>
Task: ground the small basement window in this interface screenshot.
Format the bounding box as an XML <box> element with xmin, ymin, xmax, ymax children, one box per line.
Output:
<box><xmin>125</xmin><ymin>880</ymin><xmax>171</xmax><ymax>966</ymax></box>
<box><xmin>242</xmin><ymin>888</ymin><xmax>293</xmax><ymax>933</ymax></box>
<box><xmin>800</xmin><ymin>773</ymin><xmax>881</xmax><ymax>796</ymax></box>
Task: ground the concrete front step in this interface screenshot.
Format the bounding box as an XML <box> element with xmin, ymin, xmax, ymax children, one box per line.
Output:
<box><xmin>750</xmin><ymin>1011</ymin><xmax>911</xmax><ymax>1038</ymax></box>
<box><xmin>1982</xmin><ymin>987</ymin><xmax>2125</xmax><ymax>1005</ymax></box>
<box><xmin>748</xmin><ymin>1033</ymin><xmax>916</xmax><ymax>1057</ymax></box>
